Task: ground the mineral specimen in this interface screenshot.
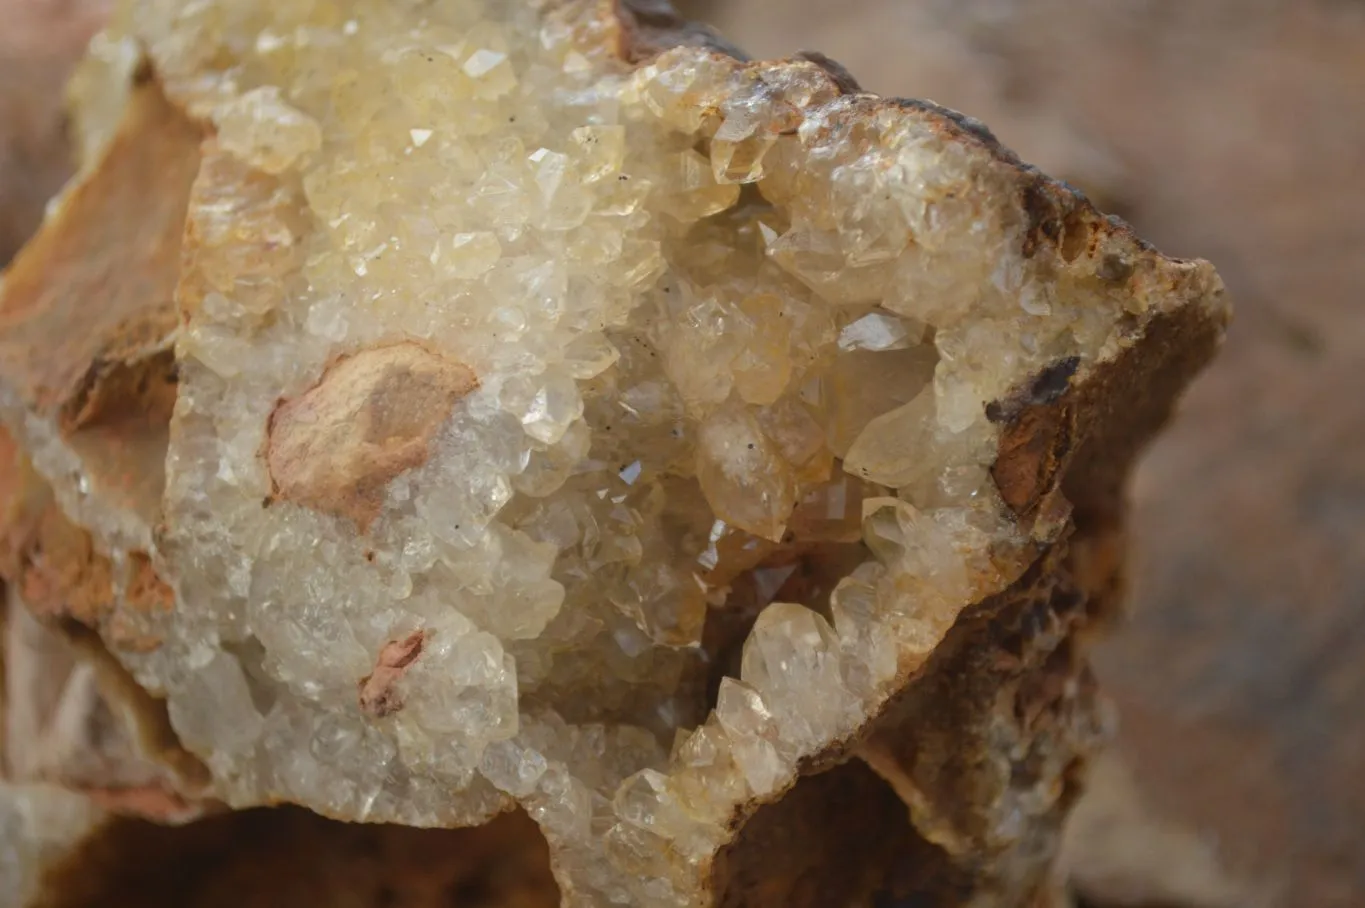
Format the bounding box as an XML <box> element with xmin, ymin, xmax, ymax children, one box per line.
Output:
<box><xmin>0</xmin><ymin>0</ymin><xmax>1228</xmax><ymax>905</ymax></box>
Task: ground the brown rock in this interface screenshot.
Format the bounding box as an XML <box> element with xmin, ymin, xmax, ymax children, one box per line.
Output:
<box><xmin>0</xmin><ymin>429</ymin><xmax>205</xmax><ymax>820</ymax></box>
<box><xmin>0</xmin><ymin>71</ymin><xmax>196</xmax><ymax>426</ymax></box>
<box><xmin>0</xmin><ymin>2</ymin><xmax>1231</xmax><ymax>906</ymax></box>
<box><xmin>34</xmin><ymin>805</ymin><xmax>560</xmax><ymax>908</ymax></box>
<box><xmin>0</xmin><ymin>68</ymin><xmax>201</xmax><ymax>540</ymax></box>
<box><xmin>0</xmin><ymin>435</ymin><xmax>114</xmax><ymax>629</ymax></box>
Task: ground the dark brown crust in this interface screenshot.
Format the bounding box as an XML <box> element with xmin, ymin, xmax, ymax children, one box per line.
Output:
<box><xmin>34</xmin><ymin>805</ymin><xmax>559</xmax><ymax>908</ymax></box>
<box><xmin>710</xmin><ymin>759</ymin><xmax>961</xmax><ymax>908</ymax></box>
<box><xmin>992</xmin><ymin>395</ymin><xmax>1077</xmax><ymax>520</ymax></box>
<box><xmin>61</xmin><ymin>347</ymin><xmax>178</xmax><ymax>435</ymax></box>
<box><xmin>986</xmin><ymin>357</ymin><xmax>1081</xmax><ymax>425</ymax></box>
<box><xmin>614</xmin><ymin>0</ymin><xmax>748</xmax><ymax>63</ymax></box>
<box><xmin>711</xmin><ymin>544</ymin><xmax>1100</xmax><ymax>908</ymax></box>
<box><xmin>858</xmin><ymin>543</ymin><xmax>1102</xmax><ymax>907</ymax></box>
<box><xmin>791</xmin><ymin>51</ymin><xmax>863</xmax><ymax>95</ymax></box>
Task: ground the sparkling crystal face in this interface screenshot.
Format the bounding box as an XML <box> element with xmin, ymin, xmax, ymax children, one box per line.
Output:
<box><xmin>14</xmin><ymin>0</ymin><xmax>1218</xmax><ymax>903</ymax></box>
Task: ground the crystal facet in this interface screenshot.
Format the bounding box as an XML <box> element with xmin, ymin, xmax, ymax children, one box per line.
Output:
<box><xmin>0</xmin><ymin>2</ymin><xmax>1229</xmax><ymax>905</ymax></box>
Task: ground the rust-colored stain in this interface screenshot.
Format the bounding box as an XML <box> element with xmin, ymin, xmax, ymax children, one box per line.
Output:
<box><xmin>266</xmin><ymin>341</ymin><xmax>478</xmax><ymax>532</ymax></box>
<box><xmin>358</xmin><ymin>630</ymin><xmax>429</xmax><ymax>719</ymax></box>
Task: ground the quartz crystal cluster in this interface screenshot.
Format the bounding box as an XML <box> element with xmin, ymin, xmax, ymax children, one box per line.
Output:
<box><xmin>0</xmin><ymin>1</ymin><xmax>1228</xmax><ymax>905</ymax></box>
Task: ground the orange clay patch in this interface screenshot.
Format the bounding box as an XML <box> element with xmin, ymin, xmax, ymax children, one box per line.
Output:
<box><xmin>265</xmin><ymin>341</ymin><xmax>478</xmax><ymax>531</ymax></box>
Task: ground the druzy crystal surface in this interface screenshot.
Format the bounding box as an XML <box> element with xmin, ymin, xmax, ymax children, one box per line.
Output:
<box><xmin>0</xmin><ymin>1</ymin><xmax>1229</xmax><ymax>905</ymax></box>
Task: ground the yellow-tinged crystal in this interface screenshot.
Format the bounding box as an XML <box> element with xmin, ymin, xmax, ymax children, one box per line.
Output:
<box><xmin>0</xmin><ymin>0</ymin><xmax>1229</xmax><ymax>905</ymax></box>
<box><xmin>697</xmin><ymin>403</ymin><xmax>799</xmax><ymax>541</ymax></box>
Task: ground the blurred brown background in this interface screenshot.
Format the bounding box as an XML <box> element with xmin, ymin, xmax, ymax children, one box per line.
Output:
<box><xmin>0</xmin><ymin>0</ymin><xmax>110</xmax><ymax>263</ymax></box>
<box><xmin>2</xmin><ymin>0</ymin><xmax>1362</xmax><ymax>905</ymax></box>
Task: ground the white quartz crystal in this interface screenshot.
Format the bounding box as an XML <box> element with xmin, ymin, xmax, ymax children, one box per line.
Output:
<box><xmin>0</xmin><ymin>0</ymin><xmax>1224</xmax><ymax>904</ymax></box>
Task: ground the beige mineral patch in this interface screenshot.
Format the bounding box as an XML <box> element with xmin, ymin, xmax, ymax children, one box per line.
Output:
<box><xmin>0</xmin><ymin>0</ymin><xmax>1228</xmax><ymax>905</ymax></box>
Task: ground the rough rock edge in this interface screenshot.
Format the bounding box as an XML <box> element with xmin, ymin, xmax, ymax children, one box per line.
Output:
<box><xmin>0</xmin><ymin>63</ymin><xmax>200</xmax><ymax>554</ymax></box>
<box><xmin>1</xmin><ymin>430</ymin><xmax>212</xmax><ymax>818</ymax></box>
<box><xmin>0</xmin><ymin>45</ymin><xmax>211</xmax><ymax>835</ymax></box>
<box><xmin>0</xmin><ymin>1</ymin><xmax>1228</xmax><ymax>905</ymax></box>
<box><xmin>611</xmin><ymin>1</ymin><xmax>1228</xmax><ymax>905</ymax></box>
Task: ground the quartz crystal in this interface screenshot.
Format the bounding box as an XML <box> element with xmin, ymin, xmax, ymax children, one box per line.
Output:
<box><xmin>0</xmin><ymin>1</ymin><xmax>1228</xmax><ymax>906</ymax></box>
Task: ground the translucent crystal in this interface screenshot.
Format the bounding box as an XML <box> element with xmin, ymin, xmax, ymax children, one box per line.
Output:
<box><xmin>396</xmin><ymin>614</ymin><xmax>518</xmax><ymax>748</ymax></box>
<box><xmin>654</xmin><ymin>149</ymin><xmax>741</xmax><ymax>222</ymax></box>
<box><xmin>213</xmin><ymin>86</ymin><xmax>321</xmax><ymax>175</ymax></box>
<box><xmin>609</xmin><ymin>561</ymin><xmax>708</xmax><ymax>648</ymax></box>
<box><xmin>0</xmin><ymin>0</ymin><xmax>1225</xmax><ymax>902</ymax></box>
<box><xmin>817</xmin><ymin>345</ymin><xmax>937</xmax><ymax>458</ymax></box>
<box><xmin>671</xmin><ymin>723</ymin><xmax>746</xmax><ymax>823</ymax></box>
<box><xmin>838</xmin><ymin>311</ymin><xmax>924</xmax><ymax>352</ymax></box>
<box><xmin>696</xmin><ymin>404</ymin><xmax>798</xmax><ymax>542</ymax></box>
<box><xmin>711</xmin><ymin>132</ymin><xmax>778</xmax><ymax>185</ymax></box>
<box><xmin>166</xmin><ymin>651</ymin><xmax>263</xmax><ymax>757</ymax></box>
<box><xmin>714</xmin><ymin>678</ymin><xmax>789</xmax><ymax>797</ymax></box>
<box><xmin>829</xmin><ymin>563</ymin><xmax>899</xmax><ymax>696</ymax></box>
<box><xmin>740</xmin><ymin>603</ymin><xmax>859</xmax><ymax>750</ymax></box>
<box><xmin>843</xmin><ymin>389</ymin><xmax>938</xmax><ymax>487</ymax></box>
<box><xmin>767</xmin><ymin>227</ymin><xmax>898</xmax><ymax>305</ymax></box>
<box><xmin>435</xmin><ymin>231</ymin><xmax>502</xmax><ymax>279</ymax></box>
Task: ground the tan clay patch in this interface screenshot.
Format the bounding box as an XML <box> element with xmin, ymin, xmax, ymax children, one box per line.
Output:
<box><xmin>357</xmin><ymin>630</ymin><xmax>428</xmax><ymax>719</ymax></box>
<box><xmin>265</xmin><ymin>341</ymin><xmax>478</xmax><ymax>531</ymax></box>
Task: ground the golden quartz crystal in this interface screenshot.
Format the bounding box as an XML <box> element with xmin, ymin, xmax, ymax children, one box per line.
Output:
<box><xmin>0</xmin><ymin>1</ymin><xmax>1226</xmax><ymax>905</ymax></box>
